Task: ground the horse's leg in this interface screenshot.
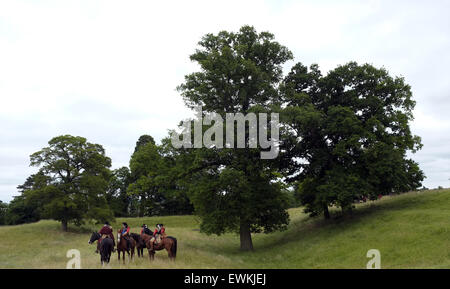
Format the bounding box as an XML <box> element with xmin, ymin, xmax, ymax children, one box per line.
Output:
<box><xmin>148</xmin><ymin>249</ymin><xmax>154</xmax><ymax>261</ymax></box>
<box><xmin>167</xmin><ymin>243</ymin><xmax>172</xmax><ymax>260</ymax></box>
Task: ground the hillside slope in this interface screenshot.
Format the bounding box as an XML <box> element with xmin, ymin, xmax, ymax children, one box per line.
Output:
<box><xmin>0</xmin><ymin>189</ymin><xmax>449</xmax><ymax>269</ymax></box>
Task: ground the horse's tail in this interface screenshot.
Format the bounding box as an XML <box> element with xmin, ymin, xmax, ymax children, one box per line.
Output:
<box><xmin>101</xmin><ymin>238</ymin><xmax>114</xmax><ymax>256</ymax></box>
<box><xmin>168</xmin><ymin>236</ymin><xmax>177</xmax><ymax>258</ymax></box>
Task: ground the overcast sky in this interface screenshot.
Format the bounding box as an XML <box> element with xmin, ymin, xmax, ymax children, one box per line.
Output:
<box><xmin>1</xmin><ymin>0</ymin><xmax>449</xmax><ymax>202</ymax></box>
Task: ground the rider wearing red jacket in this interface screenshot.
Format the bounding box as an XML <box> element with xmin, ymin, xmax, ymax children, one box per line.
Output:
<box><xmin>151</xmin><ymin>224</ymin><xmax>166</xmax><ymax>247</ymax></box>
<box><xmin>153</xmin><ymin>224</ymin><xmax>165</xmax><ymax>236</ymax></box>
<box><xmin>97</xmin><ymin>222</ymin><xmax>115</xmax><ymax>252</ymax></box>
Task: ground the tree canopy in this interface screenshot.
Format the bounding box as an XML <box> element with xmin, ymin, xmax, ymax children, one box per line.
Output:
<box><xmin>128</xmin><ymin>135</ymin><xmax>193</xmax><ymax>217</ymax></box>
<box><xmin>28</xmin><ymin>135</ymin><xmax>114</xmax><ymax>231</ymax></box>
<box><xmin>281</xmin><ymin>62</ymin><xmax>424</xmax><ymax>218</ymax></box>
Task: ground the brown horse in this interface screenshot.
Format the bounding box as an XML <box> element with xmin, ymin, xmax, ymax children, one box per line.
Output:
<box><xmin>141</xmin><ymin>233</ymin><xmax>177</xmax><ymax>261</ymax></box>
<box><xmin>117</xmin><ymin>229</ymin><xmax>136</xmax><ymax>264</ymax></box>
<box><xmin>130</xmin><ymin>233</ymin><xmax>146</xmax><ymax>258</ymax></box>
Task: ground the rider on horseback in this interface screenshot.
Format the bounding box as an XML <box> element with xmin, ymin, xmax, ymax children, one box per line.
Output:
<box><xmin>151</xmin><ymin>223</ymin><xmax>165</xmax><ymax>246</ymax></box>
<box><xmin>121</xmin><ymin>222</ymin><xmax>132</xmax><ymax>250</ymax></box>
<box><xmin>97</xmin><ymin>221</ymin><xmax>115</xmax><ymax>253</ymax></box>
<box><xmin>141</xmin><ymin>224</ymin><xmax>152</xmax><ymax>236</ymax></box>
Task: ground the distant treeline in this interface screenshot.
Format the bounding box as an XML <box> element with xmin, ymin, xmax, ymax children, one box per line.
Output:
<box><xmin>0</xmin><ymin>134</ymin><xmax>197</xmax><ymax>228</ymax></box>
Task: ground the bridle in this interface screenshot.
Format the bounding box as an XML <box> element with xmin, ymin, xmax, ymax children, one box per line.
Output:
<box><xmin>89</xmin><ymin>231</ymin><xmax>101</xmax><ymax>244</ymax></box>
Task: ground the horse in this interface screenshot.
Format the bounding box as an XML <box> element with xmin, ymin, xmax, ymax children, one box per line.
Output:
<box><xmin>130</xmin><ymin>232</ymin><xmax>147</xmax><ymax>258</ymax></box>
<box><xmin>117</xmin><ymin>229</ymin><xmax>136</xmax><ymax>264</ymax></box>
<box><xmin>141</xmin><ymin>233</ymin><xmax>177</xmax><ymax>261</ymax></box>
<box><xmin>89</xmin><ymin>232</ymin><xmax>114</xmax><ymax>266</ymax></box>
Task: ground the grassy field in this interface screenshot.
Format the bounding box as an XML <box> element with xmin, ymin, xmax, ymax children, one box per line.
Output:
<box><xmin>0</xmin><ymin>189</ymin><xmax>449</xmax><ymax>269</ymax></box>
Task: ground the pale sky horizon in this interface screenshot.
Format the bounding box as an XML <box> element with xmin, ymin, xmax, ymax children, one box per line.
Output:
<box><xmin>1</xmin><ymin>0</ymin><xmax>450</xmax><ymax>202</ymax></box>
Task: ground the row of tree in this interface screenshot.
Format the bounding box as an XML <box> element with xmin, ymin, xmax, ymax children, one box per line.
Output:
<box><xmin>0</xmin><ymin>134</ymin><xmax>195</xmax><ymax>229</ymax></box>
<box><xmin>1</xmin><ymin>26</ymin><xmax>424</xmax><ymax>250</ymax></box>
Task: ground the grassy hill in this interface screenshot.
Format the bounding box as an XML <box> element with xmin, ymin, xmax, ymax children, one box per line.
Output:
<box><xmin>0</xmin><ymin>189</ymin><xmax>449</xmax><ymax>269</ymax></box>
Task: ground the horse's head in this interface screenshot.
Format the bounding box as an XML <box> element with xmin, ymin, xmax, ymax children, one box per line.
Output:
<box><xmin>89</xmin><ymin>231</ymin><xmax>100</xmax><ymax>244</ymax></box>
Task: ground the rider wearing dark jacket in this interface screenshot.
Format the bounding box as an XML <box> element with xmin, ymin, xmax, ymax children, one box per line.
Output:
<box><xmin>141</xmin><ymin>224</ymin><xmax>152</xmax><ymax>235</ymax></box>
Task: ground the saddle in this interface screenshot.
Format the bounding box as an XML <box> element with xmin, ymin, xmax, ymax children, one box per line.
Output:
<box><xmin>154</xmin><ymin>233</ymin><xmax>167</xmax><ymax>245</ymax></box>
<box><xmin>100</xmin><ymin>234</ymin><xmax>110</xmax><ymax>243</ymax></box>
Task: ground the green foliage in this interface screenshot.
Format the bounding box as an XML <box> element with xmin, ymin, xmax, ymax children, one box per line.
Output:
<box><xmin>107</xmin><ymin>167</ymin><xmax>132</xmax><ymax>217</ymax></box>
<box><xmin>27</xmin><ymin>135</ymin><xmax>114</xmax><ymax>230</ymax></box>
<box><xmin>178</xmin><ymin>25</ymin><xmax>293</xmax><ymax>113</ymax></box>
<box><xmin>3</xmin><ymin>195</ymin><xmax>40</xmax><ymax>225</ymax></box>
<box><xmin>128</xmin><ymin>137</ymin><xmax>193</xmax><ymax>217</ymax></box>
<box><xmin>3</xmin><ymin>172</ymin><xmax>50</xmax><ymax>225</ymax></box>
<box><xmin>134</xmin><ymin>134</ymin><xmax>156</xmax><ymax>153</ymax></box>
<box><xmin>0</xmin><ymin>201</ymin><xmax>8</xmax><ymax>225</ymax></box>
<box><xmin>281</xmin><ymin>62</ymin><xmax>424</xmax><ymax>218</ymax></box>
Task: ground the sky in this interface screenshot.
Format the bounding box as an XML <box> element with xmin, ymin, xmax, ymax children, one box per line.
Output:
<box><xmin>1</xmin><ymin>0</ymin><xmax>449</xmax><ymax>202</ymax></box>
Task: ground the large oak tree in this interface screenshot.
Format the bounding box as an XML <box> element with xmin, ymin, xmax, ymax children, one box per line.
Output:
<box><xmin>176</xmin><ymin>26</ymin><xmax>293</xmax><ymax>250</ymax></box>
<box><xmin>281</xmin><ymin>62</ymin><xmax>424</xmax><ymax>218</ymax></box>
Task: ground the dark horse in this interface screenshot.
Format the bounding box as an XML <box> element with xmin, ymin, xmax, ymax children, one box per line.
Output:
<box><xmin>117</xmin><ymin>229</ymin><xmax>136</xmax><ymax>264</ymax></box>
<box><xmin>130</xmin><ymin>232</ymin><xmax>150</xmax><ymax>258</ymax></box>
<box><xmin>141</xmin><ymin>233</ymin><xmax>177</xmax><ymax>261</ymax></box>
<box><xmin>89</xmin><ymin>232</ymin><xmax>114</xmax><ymax>266</ymax></box>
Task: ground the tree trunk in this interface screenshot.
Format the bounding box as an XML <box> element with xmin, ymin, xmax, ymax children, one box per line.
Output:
<box><xmin>347</xmin><ymin>205</ymin><xmax>353</xmax><ymax>217</ymax></box>
<box><xmin>61</xmin><ymin>220</ymin><xmax>68</xmax><ymax>232</ymax></box>
<box><xmin>239</xmin><ymin>221</ymin><xmax>253</xmax><ymax>251</ymax></box>
<box><xmin>323</xmin><ymin>205</ymin><xmax>330</xmax><ymax>220</ymax></box>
